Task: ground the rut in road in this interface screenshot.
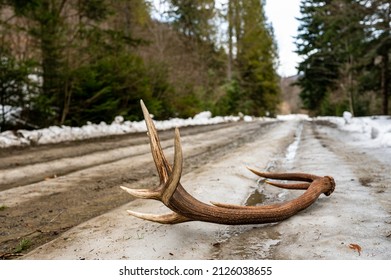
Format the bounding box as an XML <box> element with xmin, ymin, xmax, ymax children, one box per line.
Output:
<box><xmin>0</xmin><ymin>122</ymin><xmax>243</xmax><ymax>191</ymax></box>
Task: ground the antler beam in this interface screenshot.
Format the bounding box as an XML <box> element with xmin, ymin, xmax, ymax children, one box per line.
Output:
<box><xmin>120</xmin><ymin>100</ymin><xmax>335</xmax><ymax>225</ymax></box>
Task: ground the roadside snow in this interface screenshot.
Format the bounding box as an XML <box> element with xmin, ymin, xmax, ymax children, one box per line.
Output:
<box><xmin>317</xmin><ymin>113</ymin><xmax>391</xmax><ymax>148</ymax></box>
<box><xmin>1</xmin><ymin>109</ymin><xmax>390</xmax><ymax>149</ymax></box>
<box><xmin>0</xmin><ymin>111</ymin><xmax>242</xmax><ymax>148</ymax></box>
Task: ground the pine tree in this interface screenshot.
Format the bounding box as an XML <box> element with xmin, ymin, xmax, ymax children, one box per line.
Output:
<box><xmin>5</xmin><ymin>0</ymin><xmax>113</xmax><ymax>125</ymax></box>
<box><xmin>168</xmin><ymin>0</ymin><xmax>216</xmax><ymax>42</ymax></box>
<box><xmin>296</xmin><ymin>0</ymin><xmax>368</xmax><ymax>115</ymax></box>
<box><xmin>363</xmin><ymin>0</ymin><xmax>390</xmax><ymax>115</ymax></box>
<box><xmin>232</xmin><ymin>0</ymin><xmax>280</xmax><ymax>116</ymax></box>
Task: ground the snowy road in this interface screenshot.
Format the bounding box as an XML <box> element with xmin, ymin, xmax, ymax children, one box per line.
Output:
<box><xmin>1</xmin><ymin>119</ymin><xmax>390</xmax><ymax>259</ymax></box>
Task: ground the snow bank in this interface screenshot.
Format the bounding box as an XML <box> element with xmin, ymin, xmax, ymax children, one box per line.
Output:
<box><xmin>1</xmin><ymin>109</ymin><xmax>391</xmax><ymax>149</ymax></box>
<box><xmin>277</xmin><ymin>114</ymin><xmax>311</xmax><ymax>121</ymax></box>
<box><xmin>0</xmin><ymin>112</ymin><xmax>242</xmax><ymax>148</ymax></box>
<box><xmin>317</xmin><ymin>112</ymin><xmax>391</xmax><ymax>148</ymax></box>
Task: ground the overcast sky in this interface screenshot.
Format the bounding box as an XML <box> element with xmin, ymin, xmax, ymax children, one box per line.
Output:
<box><xmin>264</xmin><ymin>0</ymin><xmax>302</xmax><ymax>77</ymax></box>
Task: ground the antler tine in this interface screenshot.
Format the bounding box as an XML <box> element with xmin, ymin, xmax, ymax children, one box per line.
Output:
<box><xmin>140</xmin><ymin>100</ymin><xmax>171</xmax><ymax>183</ymax></box>
<box><xmin>126</xmin><ymin>210</ymin><xmax>190</xmax><ymax>224</ymax></box>
<box><xmin>118</xmin><ymin>103</ymin><xmax>182</xmax><ymax>201</ymax></box>
<box><xmin>122</xmin><ymin>127</ymin><xmax>184</xmax><ymax>221</ymax></box>
<box><xmin>247</xmin><ymin>167</ymin><xmax>319</xmax><ymax>182</ymax></box>
<box><xmin>247</xmin><ymin>167</ymin><xmax>322</xmax><ymax>190</ymax></box>
<box><xmin>161</xmin><ymin>128</ymin><xmax>183</xmax><ymax>205</ymax></box>
<box><xmin>264</xmin><ymin>181</ymin><xmax>310</xmax><ymax>190</ymax></box>
<box><xmin>120</xmin><ymin>186</ymin><xmax>161</xmax><ymax>199</ymax></box>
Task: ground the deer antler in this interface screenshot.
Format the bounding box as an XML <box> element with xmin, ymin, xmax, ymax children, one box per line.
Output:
<box><xmin>120</xmin><ymin>100</ymin><xmax>335</xmax><ymax>225</ymax></box>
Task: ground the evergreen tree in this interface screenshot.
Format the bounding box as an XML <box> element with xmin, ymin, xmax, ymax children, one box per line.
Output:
<box><xmin>168</xmin><ymin>0</ymin><xmax>216</xmax><ymax>42</ymax></box>
<box><xmin>362</xmin><ymin>0</ymin><xmax>390</xmax><ymax>115</ymax></box>
<box><xmin>230</xmin><ymin>0</ymin><xmax>280</xmax><ymax>116</ymax></box>
<box><xmin>296</xmin><ymin>0</ymin><xmax>389</xmax><ymax>116</ymax></box>
<box><xmin>4</xmin><ymin>0</ymin><xmax>113</xmax><ymax>126</ymax></box>
<box><xmin>0</xmin><ymin>45</ymin><xmax>39</xmax><ymax>131</ymax></box>
<box><xmin>296</xmin><ymin>0</ymin><xmax>368</xmax><ymax>115</ymax></box>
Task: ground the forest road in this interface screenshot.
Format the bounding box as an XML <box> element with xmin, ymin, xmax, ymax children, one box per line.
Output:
<box><xmin>0</xmin><ymin>119</ymin><xmax>390</xmax><ymax>259</ymax></box>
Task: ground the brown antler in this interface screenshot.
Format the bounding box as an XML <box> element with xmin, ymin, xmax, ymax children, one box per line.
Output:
<box><xmin>120</xmin><ymin>100</ymin><xmax>335</xmax><ymax>225</ymax></box>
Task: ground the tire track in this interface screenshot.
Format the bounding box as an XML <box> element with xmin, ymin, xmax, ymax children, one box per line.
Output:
<box><xmin>0</xmin><ymin>122</ymin><xmax>258</xmax><ymax>191</ymax></box>
<box><xmin>312</xmin><ymin>121</ymin><xmax>391</xmax><ymax>220</ymax></box>
<box><xmin>0</xmin><ymin>122</ymin><xmax>236</xmax><ymax>169</ymax></box>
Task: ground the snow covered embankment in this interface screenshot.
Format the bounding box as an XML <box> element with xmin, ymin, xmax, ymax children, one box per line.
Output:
<box><xmin>0</xmin><ymin>112</ymin><xmax>243</xmax><ymax>148</ymax></box>
<box><xmin>317</xmin><ymin>112</ymin><xmax>391</xmax><ymax>148</ymax></box>
<box><xmin>1</xmin><ymin>108</ymin><xmax>391</xmax><ymax>149</ymax></box>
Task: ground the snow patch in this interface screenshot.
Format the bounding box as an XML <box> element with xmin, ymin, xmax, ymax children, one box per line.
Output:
<box><xmin>0</xmin><ymin>111</ymin><xmax>242</xmax><ymax>148</ymax></box>
<box><xmin>343</xmin><ymin>111</ymin><xmax>352</xmax><ymax>124</ymax></box>
<box><xmin>0</xmin><ymin>105</ymin><xmax>22</xmax><ymax>126</ymax></box>
<box><xmin>1</xmin><ymin>109</ymin><xmax>391</xmax><ymax>149</ymax></box>
<box><xmin>285</xmin><ymin>122</ymin><xmax>303</xmax><ymax>163</ymax></box>
<box><xmin>277</xmin><ymin>114</ymin><xmax>310</xmax><ymax>121</ymax></box>
<box><xmin>317</xmin><ymin>114</ymin><xmax>391</xmax><ymax>148</ymax></box>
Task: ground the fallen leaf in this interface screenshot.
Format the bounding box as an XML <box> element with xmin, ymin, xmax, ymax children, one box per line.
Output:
<box><xmin>45</xmin><ymin>174</ymin><xmax>58</xmax><ymax>180</ymax></box>
<box><xmin>348</xmin><ymin>243</ymin><xmax>362</xmax><ymax>256</ymax></box>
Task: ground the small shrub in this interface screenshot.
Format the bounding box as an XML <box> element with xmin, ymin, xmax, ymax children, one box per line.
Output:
<box><xmin>14</xmin><ymin>239</ymin><xmax>31</xmax><ymax>253</ymax></box>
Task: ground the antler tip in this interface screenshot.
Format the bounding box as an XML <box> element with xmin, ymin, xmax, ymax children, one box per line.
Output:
<box><xmin>126</xmin><ymin>210</ymin><xmax>190</xmax><ymax>224</ymax></box>
<box><xmin>120</xmin><ymin>186</ymin><xmax>158</xmax><ymax>199</ymax></box>
<box><xmin>120</xmin><ymin>185</ymin><xmax>135</xmax><ymax>193</ymax></box>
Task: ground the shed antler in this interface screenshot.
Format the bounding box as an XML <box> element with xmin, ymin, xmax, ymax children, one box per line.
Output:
<box><xmin>120</xmin><ymin>100</ymin><xmax>335</xmax><ymax>225</ymax></box>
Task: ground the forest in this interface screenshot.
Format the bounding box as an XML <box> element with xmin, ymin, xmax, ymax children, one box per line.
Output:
<box><xmin>296</xmin><ymin>0</ymin><xmax>390</xmax><ymax>116</ymax></box>
<box><xmin>0</xmin><ymin>0</ymin><xmax>390</xmax><ymax>132</ymax></box>
<box><xmin>0</xmin><ymin>0</ymin><xmax>279</xmax><ymax>131</ymax></box>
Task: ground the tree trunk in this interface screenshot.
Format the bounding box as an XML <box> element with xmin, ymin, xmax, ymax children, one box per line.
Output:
<box><xmin>348</xmin><ymin>56</ymin><xmax>355</xmax><ymax>116</ymax></box>
<box><xmin>60</xmin><ymin>78</ymin><xmax>72</xmax><ymax>125</ymax></box>
<box><xmin>381</xmin><ymin>52</ymin><xmax>389</xmax><ymax>115</ymax></box>
<box><xmin>227</xmin><ymin>0</ymin><xmax>233</xmax><ymax>81</ymax></box>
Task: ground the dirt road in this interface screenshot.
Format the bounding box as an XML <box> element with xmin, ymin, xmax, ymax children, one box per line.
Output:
<box><xmin>1</xmin><ymin>119</ymin><xmax>390</xmax><ymax>259</ymax></box>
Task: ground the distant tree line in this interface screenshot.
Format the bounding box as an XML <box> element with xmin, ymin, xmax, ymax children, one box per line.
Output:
<box><xmin>0</xmin><ymin>0</ymin><xmax>280</xmax><ymax>131</ymax></box>
<box><xmin>296</xmin><ymin>0</ymin><xmax>390</xmax><ymax>116</ymax></box>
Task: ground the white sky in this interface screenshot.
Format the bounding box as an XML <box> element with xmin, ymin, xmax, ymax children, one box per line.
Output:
<box><xmin>264</xmin><ymin>0</ymin><xmax>302</xmax><ymax>77</ymax></box>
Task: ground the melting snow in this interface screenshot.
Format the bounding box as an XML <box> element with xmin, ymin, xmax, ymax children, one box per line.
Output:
<box><xmin>1</xmin><ymin>109</ymin><xmax>390</xmax><ymax>149</ymax></box>
<box><xmin>316</xmin><ymin>113</ymin><xmax>391</xmax><ymax>148</ymax></box>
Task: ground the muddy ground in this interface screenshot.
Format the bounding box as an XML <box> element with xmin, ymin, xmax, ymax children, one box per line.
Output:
<box><xmin>0</xmin><ymin>119</ymin><xmax>390</xmax><ymax>259</ymax></box>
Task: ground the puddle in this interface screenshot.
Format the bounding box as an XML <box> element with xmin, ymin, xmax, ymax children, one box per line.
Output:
<box><xmin>210</xmin><ymin>184</ymin><xmax>283</xmax><ymax>259</ymax></box>
<box><xmin>245</xmin><ymin>189</ymin><xmax>267</xmax><ymax>206</ymax></box>
<box><xmin>285</xmin><ymin>122</ymin><xmax>303</xmax><ymax>163</ymax></box>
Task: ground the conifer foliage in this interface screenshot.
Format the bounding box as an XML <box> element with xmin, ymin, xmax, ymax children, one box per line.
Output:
<box><xmin>0</xmin><ymin>0</ymin><xmax>280</xmax><ymax>130</ymax></box>
<box><xmin>296</xmin><ymin>0</ymin><xmax>390</xmax><ymax>116</ymax></box>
